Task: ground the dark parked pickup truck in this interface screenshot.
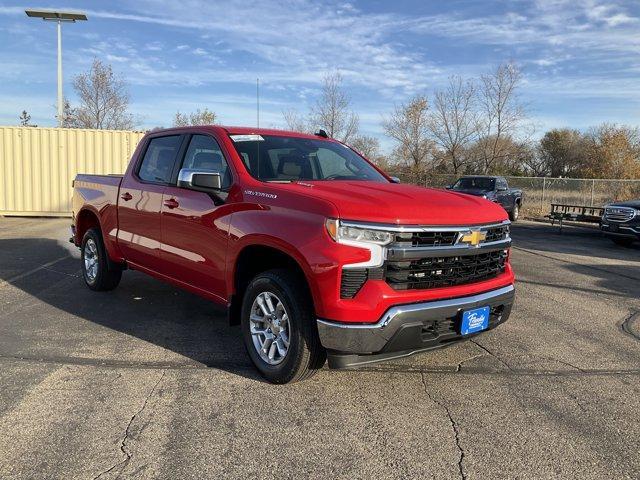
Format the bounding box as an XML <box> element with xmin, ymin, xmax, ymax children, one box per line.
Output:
<box><xmin>448</xmin><ymin>176</ymin><xmax>523</xmax><ymax>221</ymax></box>
<box><xmin>601</xmin><ymin>200</ymin><xmax>640</xmax><ymax>246</ymax></box>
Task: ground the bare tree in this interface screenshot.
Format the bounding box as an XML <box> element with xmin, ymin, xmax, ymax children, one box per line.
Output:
<box><xmin>428</xmin><ymin>76</ymin><xmax>477</xmax><ymax>173</ymax></box>
<box><xmin>60</xmin><ymin>99</ymin><xmax>80</xmax><ymax>128</ymax></box>
<box><xmin>72</xmin><ymin>59</ymin><xmax>135</xmax><ymax>130</ymax></box>
<box><xmin>173</xmin><ymin>108</ymin><xmax>217</xmax><ymax>126</ymax></box>
<box><xmin>309</xmin><ymin>71</ymin><xmax>359</xmax><ymax>142</ymax></box>
<box><xmin>349</xmin><ymin>135</ymin><xmax>380</xmax><ymax>159</ymax></box>
<box><xmin>282</xmin><ymin>109</ymin><xmax>308</xmax><ymax>133</ymax></box>
<box><xmin>383</xmin><ymin>95</ymin><xmax>433</xmax><ymax>172</ymax></box>
<box><xmin>19</xmin><ymin>110</ymin><xmax>36</xmax><ymax>127</ymax></box>
<box><xmin>475</xmin><ymin>62</ymin><xmax>526</xmax><ymax>173</ymax></box>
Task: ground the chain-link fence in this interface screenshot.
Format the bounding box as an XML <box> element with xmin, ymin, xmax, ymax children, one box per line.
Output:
<box><xmin>389</xmin><ymin>171</ymin><xmax>640</xmax><ymax>217</ymax></box>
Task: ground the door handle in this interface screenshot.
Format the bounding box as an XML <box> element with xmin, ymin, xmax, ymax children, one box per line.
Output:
<box><xmin>164</xmin><ymin>198</ymin><xmax>179</xmax><ymax>209</ymax></box>
<box><xmin>120</xmin><ymin>192</ymin><xmax>132</xmax><ymax>201</ymax></box>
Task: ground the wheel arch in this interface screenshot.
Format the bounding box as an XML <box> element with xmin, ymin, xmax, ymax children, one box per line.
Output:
<box><xmin>229</xmin><ymin>243</ymin><xmax>317</xmax><ymax>325</ymax></box>
<box><xmin>75</xmin><ymin>207</ymin><xmax>101</xmax><ymax>245</ymax></box>
<box><xmin>75</xmin><ymin>207</ymin><xmax>124</xmax><ymax>270</ymax></box>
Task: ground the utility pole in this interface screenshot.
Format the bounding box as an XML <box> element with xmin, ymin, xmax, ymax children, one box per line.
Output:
<box><xmin>26</xmin><ymin>9</ymin><xmax>88</xmax><ymax>127</ymax></box>
<box><xmin>57</xmin><ymin>19</ymin><xmax>63</xmax><ymax>125</ymax></box>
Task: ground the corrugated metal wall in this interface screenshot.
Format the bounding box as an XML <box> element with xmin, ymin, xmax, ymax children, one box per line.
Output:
<box><xmin>0</xmin><ymin>127</ymin><xmax>145</xmax><ymax>216</ymax></box>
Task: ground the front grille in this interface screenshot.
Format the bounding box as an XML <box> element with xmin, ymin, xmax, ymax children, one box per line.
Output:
<box><xmin>421</xmin><ymin>305</ymin><xmax>505</xmax><ymax>340</ymax></box>
<box><xmin>604</xmin><ymin>207</ymin><xmax>636</xmax><ymax>222</ymax></box>
<box><xmin>385</xmin><ymin>250</ymin><xmax>507</xmax><ymax>290</ymax></box>
<box><xmin>485</xmin><ymin>224</ymin><xmax>510</xmax><ymax>242</ymax></box>
<box><xmin>394</xmin><ymin>224</ymin><xmax>510</xmax><ymax>247</ymax></box>
<box><xmin>394</xmin><ymin>231</ymin><xmax>458</xmax><ymax>247</ymax></box>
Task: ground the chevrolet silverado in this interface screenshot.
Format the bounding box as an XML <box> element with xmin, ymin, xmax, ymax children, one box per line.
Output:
<box><xmin>71</xmin><ymin>126</ymin><xmax>515</xmax><ymax>383</ymax></box>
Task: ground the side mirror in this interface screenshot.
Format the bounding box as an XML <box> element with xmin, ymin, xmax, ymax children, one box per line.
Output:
<box><xmin>178</xmin><ymin>168</ymin><xmax>222</xmax><ymax>191</ymax></box>
<box><xmin>390</xmin><ymin>176</ymin><xmax>401</xmax><ymax>184</ymax></box>
<box><xmin>445</xmin><ymin>185</ymin><xmax>452</xmax><ymax>190</ymax></box>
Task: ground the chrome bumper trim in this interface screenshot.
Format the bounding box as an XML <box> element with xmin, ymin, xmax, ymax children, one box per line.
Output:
<box><xmin>317</xmin><ymin>285</ymin><xmax>515</xmax><ymax>354</ymax></box>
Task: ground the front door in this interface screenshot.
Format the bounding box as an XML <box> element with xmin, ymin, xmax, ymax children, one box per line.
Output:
<box><xmin>117</xmin><ymin>134</ymin><xmax>183</xmax><ymax>272</ymax></box>
<box><xmin>160</xmin><ymin>134</ymin><xmax>233</xmax><ymax>300</ymax></box>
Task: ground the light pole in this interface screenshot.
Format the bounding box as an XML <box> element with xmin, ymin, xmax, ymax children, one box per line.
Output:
<box><xmin>25</xmin><ymin>9</ymin><xmax>87</xmax><ymax>127</ymax></box>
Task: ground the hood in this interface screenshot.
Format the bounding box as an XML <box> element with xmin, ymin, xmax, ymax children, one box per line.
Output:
<box><xmin>607</xmin><ymin>200</ymin><xmax>640</xmax><ymax>209</ymax></box>
<box><xmin>277</xmin><ymin>181</ymin><xmax>508</xmax><ymax>225</ymax></box>
<box><xmin>449</xmin><ymin>188</ymin><xmax>490</xmax><ymax>197</ymax></box>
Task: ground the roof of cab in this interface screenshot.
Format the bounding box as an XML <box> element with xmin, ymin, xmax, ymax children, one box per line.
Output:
<box><xmin>145</xmin><ymin>125</ymin><xmax>332</xmax><ymax>141</ymax></box>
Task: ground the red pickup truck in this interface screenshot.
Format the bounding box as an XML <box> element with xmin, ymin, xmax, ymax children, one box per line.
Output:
<box><xmin>72</xmin><ymin>126</ymin><xmax>515</xmax><ymax>383</ymax></box>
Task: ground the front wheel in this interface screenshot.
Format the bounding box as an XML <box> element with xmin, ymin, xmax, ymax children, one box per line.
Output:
<box><xmin>81</xmin><ymin>228</ymin><xmax>122</xmax><ymax>291</ymax></box>
<box><xmin>241</xmin><ymin>269</ymin><xmax>326</xmax><ymax>383</ymax></box>
<box><xmin>509</xmin><ymin>203</ymin><xmax>520</xmax><ymax>222</ymax></box>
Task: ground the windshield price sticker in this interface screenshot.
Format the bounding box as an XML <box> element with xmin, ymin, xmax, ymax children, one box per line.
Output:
<box><xmin>230</xmin><ymin>134</ymin><xmax>265</xmax><ymax>142</ymax></box>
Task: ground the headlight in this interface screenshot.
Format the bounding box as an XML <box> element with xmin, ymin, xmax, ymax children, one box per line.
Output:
<box><xmin>325</xmin><ymin>219</ymin><xmax>392</xmax><ymax>245</ymax></box>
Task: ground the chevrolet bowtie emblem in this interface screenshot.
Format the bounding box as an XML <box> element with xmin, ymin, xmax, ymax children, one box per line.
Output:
<box><xmin>460</xmin><ymin>230</ymin><xmax>487</xmax><ymax>246</ymax></box>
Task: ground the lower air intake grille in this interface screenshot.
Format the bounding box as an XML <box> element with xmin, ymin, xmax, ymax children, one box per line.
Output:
<box><xmin>340</xmin><ymin>269</ymin><xmax>368</xmax><ymax>299</ymax></box>
<box><xmin>340</xmin><ymin>268</ymin><xmax>384</xmax><ymax>298</ymax></box>
<box><xmin>386</xmin><ymin>250</ymin><xmax>507</xmax><ymax>291</ymax></box>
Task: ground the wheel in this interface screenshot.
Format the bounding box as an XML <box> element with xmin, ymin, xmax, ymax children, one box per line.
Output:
<box><xmin>509</xmin><ymin>203</ymin><xmax>519</xmax><ymax>222</ymax></box>
<box><xmin>611</xmin><ymin>237</ymin><xmax>634</xmax><ymax>247</ymax></box>
<box><xmin>81</xmin><ymin>228</ymin><xmax>122</xmax><ymax>291</ymax></box>
<box><xmin>241</xmin><ymin>269</ymin><xmax>326</xmax><ymax>383</ymax></box>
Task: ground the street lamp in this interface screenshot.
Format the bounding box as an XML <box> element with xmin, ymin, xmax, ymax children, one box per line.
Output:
<box><xmin>25</xmin><ymin>9</ymin><xmax>88</xmax><ymax>127</ymax></box>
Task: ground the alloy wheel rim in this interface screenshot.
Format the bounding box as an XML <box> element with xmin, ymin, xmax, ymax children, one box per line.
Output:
<box><xmin>84</xmin><ymin>238</ymin><xmax>98</xmax><ymax>282</ymax></box>
<box><xmin>249</xmin><ymin>291</ymin><xmax>290</xmax><ymax>365</ymax></box>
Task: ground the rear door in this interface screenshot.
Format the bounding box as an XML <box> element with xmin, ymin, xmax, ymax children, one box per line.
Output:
<box><xmin>117</xmin><ymin>134</ymin><xmax>185</xmax><ymax>272</ymax></box>
<box><xmin>159</xmin><ymin>133</ymin><xmax>234</xmax><ymax>300</ymax></box>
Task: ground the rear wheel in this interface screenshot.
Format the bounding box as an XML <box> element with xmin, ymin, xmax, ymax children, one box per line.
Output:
<box><xmin>611</xmin><ymin>237</ymin><xmax>634</xmax><ymax>247</ymax></box>
<box><xmin>509</xmin><ymin>203</ymin><xmax>519</xmax><ymax>222</ymax></box>
<box><xmin>81</xmin><ymin>228</ymin><xmax>122</xmax><ymax>291</ymax></box>
<box><xmin>241</xmin><ymin>269</ymin><xmax>325</xmax><ymax>383</ymax></box>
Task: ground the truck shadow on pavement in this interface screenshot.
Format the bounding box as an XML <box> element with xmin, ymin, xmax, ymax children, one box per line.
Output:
<box><xmin>0</xmin><ymin>238</ymin><xmax>265</xmax><ymax>381</ymax></box>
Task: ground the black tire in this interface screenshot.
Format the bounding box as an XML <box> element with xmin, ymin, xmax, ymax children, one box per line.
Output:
<box><xmin>509</xmin><ymin>203</ymin><xmax>519</xmax><ymax>222</ymax></box>
<box><xmin>611</xmin><ymin>237</ymin><xmax>634</xmax><ymax>247</ymax></box>
<box><xmin>81</xmin><ymin>228</ymin><xmax>122</xmax><ymax>291</ymax></box>
<box><xmin>241</xmin><ymin>269</ymin><xmax>326</xmax><ymax>383</ymax></box>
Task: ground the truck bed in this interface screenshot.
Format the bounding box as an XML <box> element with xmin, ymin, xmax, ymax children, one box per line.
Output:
<box><xmin>72</xmin><ymin>174</ymin><xmax>123</xmax><ymax>247</ymax></box>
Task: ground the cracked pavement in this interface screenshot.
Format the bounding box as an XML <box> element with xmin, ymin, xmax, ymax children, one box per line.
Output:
<box><xmin>0</xmin><ymin>218</ymin><xmax>638</xmax><ymax>479</ymax></box>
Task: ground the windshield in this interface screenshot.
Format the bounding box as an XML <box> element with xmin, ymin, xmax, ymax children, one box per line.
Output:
<box><xmin>453</xmin><ymin>177</ymin><xmax>495</xmax><ymax>190</ymax></box>
<box><xmin>229</xmin><ymin>134</ymin><xmax>388</xmax><ymax>182</ymax></box>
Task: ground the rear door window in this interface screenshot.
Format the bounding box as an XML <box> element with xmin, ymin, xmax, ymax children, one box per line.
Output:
<box><xmin>138</xmin><ymin>135</ymin><xmax>182</xmax><ymax>184</ymax></box>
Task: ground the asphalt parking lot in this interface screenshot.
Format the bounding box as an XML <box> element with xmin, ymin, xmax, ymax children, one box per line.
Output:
<box><xmin>0</xmin><ymin>217</ymin><xmax>638</xmax><ymax>479</ymax></box>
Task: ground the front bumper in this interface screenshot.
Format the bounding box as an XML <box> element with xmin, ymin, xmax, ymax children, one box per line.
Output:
<box><xmin>317</xmin><ymin>285</ymin><xmax>515</xmax><ymax>368</ymax></box>
<box><xmin>601</xmin><ymin>222</ymin><xmax>640</xmax><ymax>239</ymax></box>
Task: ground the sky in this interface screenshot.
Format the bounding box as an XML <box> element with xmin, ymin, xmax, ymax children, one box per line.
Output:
<box><xmin>0</xmin><ymin>0</ymin><xmax>639</xmax><ymax>151</ymax></box>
